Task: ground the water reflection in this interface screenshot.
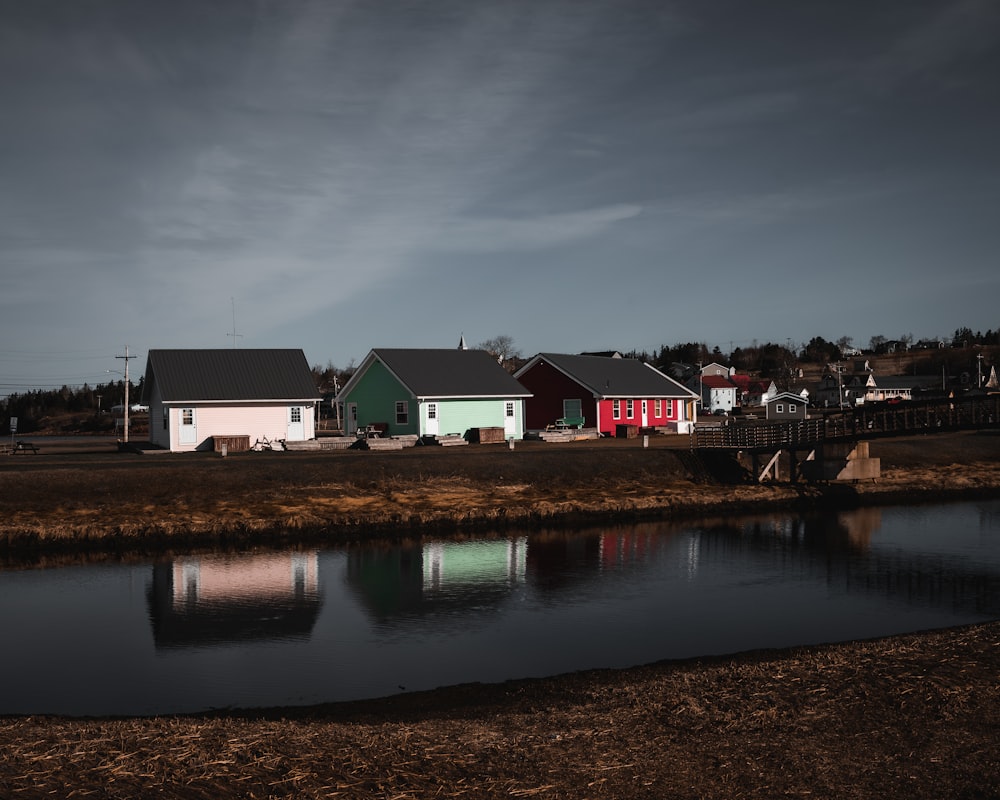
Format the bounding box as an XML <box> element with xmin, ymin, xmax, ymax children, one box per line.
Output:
<box><xmin>1</xmin><ymin>500</ymin><xmax>998</xmax><ymax>716</ymax></box>
<box><xmin>147</xmin><ymin>552</ymin><xmax>322</xmax><ymax>649</ymax></box>
<box><xmin>345</xmin><ymin>539</ymin><xmax>527</xmax><ymax>626</ymax></box>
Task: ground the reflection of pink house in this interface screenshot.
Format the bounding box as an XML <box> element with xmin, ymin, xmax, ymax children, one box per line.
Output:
<box><xmin>172</xmin><ymin>553</ymin><xmax>319</xmax><ymax>607</ymax></box>
<box><xmin>149</xmin><ymin>552</ymin><xmax>322</xmax><ymax>648</ymax></box>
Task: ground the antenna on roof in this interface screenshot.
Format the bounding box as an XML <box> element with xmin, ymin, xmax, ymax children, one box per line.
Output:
<box><xmin>227</xmin><ymin>297</ymin><xmax>243</xmax><ymax>349</ymax></box>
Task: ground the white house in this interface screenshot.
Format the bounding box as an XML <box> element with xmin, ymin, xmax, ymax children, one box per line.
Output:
<box><xmin>142</xmin><ymin>349</ymin><xmax>321</xmax><ymax>452</ymax></box>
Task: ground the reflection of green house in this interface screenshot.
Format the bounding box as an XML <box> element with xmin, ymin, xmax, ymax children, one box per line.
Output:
<box><xmin>422</xmin><ymin>540</ymin><xmax>527</xmax><ymax>591</ymax></box>
<box><xmin>336</xmin><ymin>348</ymin><xmax>532</xmax><ymax>440</ymax></box>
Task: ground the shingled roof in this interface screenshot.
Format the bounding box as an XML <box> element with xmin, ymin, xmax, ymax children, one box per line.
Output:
<box><xmin>516</xmin><ymin>353</ymin><xmax>697</xmax><ymax>398</ymax></box>
<box><xmin>345</xmin><ymin>349</ymin><xmax>531</xmax><ymax>399</ymax></box>
<box><xmin>143</xmin><ymin>349</ymin><xmax>320</xmax><ymax>403</ymax></box>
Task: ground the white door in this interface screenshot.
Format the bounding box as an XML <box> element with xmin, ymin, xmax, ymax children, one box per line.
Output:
<box><xmin>287</xmin><ymin>406</ymin><xmax>305</xmax><ymax>440</ymax></box>
<box><xmin>641</xmin><ymin>400</ymin><xmax>648</xmax><ymax>427</ymax></box>
<box><xmin>503</xmin><ymin>401</ymin><xmax>517</xmax><ymax>437</ymax></box>
<box><xmin>425</xmin><ymin>402</ymin><xmax>439</xmax><ymax>436</ymax></box>
<box><xmin>179</xmin><ymin>408</ymin><xmax>197</xmax><ymax>445</ymax></box>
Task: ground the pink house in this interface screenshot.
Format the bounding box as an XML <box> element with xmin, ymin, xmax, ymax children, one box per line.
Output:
<box><xmin>142</xmin><ymin>349</ymin><xmax>321</xmax><ymax>452</ymax></box>
<box><xmin>514</xmin><ymin>353</ymin><xmax>700</xmax><ymax>436</ymax></box>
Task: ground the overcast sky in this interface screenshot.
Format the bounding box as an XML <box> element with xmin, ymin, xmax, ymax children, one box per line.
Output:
<box><xmin>2</xmin><ymin>0</ymin><xmax>998</xmax><ymax>392</ymax></box>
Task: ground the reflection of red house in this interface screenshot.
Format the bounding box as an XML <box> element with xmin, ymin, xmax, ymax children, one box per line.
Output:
<box><xmin>514</xmin><ymin>353</ymin><xmax>699</xmax><ymax>436</ymax></box>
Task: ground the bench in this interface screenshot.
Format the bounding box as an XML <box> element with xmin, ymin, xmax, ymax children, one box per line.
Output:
<box><xmin>548</xmin><ymin>416</ymin><xmax>585</xmax><ymax>430</ymax></box>
<box><xmin>10</xmin><ymin>441</ymin><xmax>40</xmax><ymax>455</ymax></box>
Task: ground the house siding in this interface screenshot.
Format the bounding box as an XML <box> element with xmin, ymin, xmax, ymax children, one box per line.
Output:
<box><xmin>517</xmin><ymin>361</ymin><xmax>596</xmax><ymax>430</ymax></box>
<box><xmin>342</xmin><ymin>360</ymin><xmax>416</xmax><ymax>436</ymax></box>
<box><xmin>164</xmin><ymin>403</ymin><xmax>313</xmax><ymax>452</ymax></box>
<box><xmin>428</xmin><ymin>398</ymin><xmax>524</xmax><ymax>439</ymax></box>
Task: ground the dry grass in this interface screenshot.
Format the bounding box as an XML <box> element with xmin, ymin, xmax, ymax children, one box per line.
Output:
<box><xmin>2</xmin><ymin>622</ymin><xmax>998</xmax><ymax>798</ymax></box>
<box><xmin>3</xmin><ymin>431</ymin><xmax>999</xmax><ymax>555</ymax></box>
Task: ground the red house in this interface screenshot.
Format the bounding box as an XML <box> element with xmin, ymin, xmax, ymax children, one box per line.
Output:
<box><xmin>514</xmin><ymin>353</ymin><xmax>700</xmax><ymax>436</ymax></box>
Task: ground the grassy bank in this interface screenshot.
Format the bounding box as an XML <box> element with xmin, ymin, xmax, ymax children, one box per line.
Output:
<box><xmin>3</xmin><ymin>430</ymin><xmax>1000</xmax><ymax>556</ymax></box>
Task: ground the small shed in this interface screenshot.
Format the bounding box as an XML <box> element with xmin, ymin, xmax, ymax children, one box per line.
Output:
<box><xmin>765</xmin><ymin>392</ymin><xmax>809</xmax><ymax>421</ymax></box>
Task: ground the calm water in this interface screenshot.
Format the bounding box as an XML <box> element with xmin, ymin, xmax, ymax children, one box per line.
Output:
<box><xmin>2</xmin><ymin>500</ymin><xmax>999</xmax><ymax>717</ymax></box>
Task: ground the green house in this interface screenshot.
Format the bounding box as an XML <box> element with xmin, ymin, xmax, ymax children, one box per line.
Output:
<box><xmin>336</xmin><ymin>349</ymin><xmax>532</xmax><ymax>440</ymax></box>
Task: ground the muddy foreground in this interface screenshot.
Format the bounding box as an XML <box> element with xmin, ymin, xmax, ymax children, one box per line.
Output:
<box><xmin>2</xmin><ymin>430</ymin><xmax>1000</xmax><ymax>798</ymax></box>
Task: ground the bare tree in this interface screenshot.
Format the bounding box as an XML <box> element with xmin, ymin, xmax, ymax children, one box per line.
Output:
<box><xmin>476</xmin><ymin>335</ymin><xmax>521</xmax><ymax>363</ymax></box>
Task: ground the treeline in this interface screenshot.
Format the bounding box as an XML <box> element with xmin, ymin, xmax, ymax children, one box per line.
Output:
<box><xmin>1</xmin><ymin>379</ymin><xmax>142</xmax><ymax>434</ymax></box>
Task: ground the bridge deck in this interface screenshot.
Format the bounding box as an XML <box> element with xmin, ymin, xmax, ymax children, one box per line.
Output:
<box><xmin>692</xmin><ymin>395</ymin><xmax>999</xmax><ymax>451</ymax></box>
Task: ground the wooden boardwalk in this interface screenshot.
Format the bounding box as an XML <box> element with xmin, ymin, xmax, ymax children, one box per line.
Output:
<box><xmin>692</xmin><ymin>394</ymin><xmax>1000</xmax><ymax>451</ymax></box>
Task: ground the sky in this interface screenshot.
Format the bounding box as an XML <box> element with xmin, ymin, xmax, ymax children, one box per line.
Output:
<box><xmin>2</xmin><ymin>0</ymin><xmax>999</xmax><ymax>393</ymax></box>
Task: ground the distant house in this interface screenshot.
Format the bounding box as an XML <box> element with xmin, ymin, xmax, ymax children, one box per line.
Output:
<box><xmin>729</xmin><ymin>375</ymin><xmax>778</xmax><ymax>407</ymax></box>
<box><xmin>142</xmin><ymin>349</ymin><xmax>321</xmax><ymax>452</ymax></box>
<box><xmin>857</xmin><ymin>375</ymin><xmax>942</xmax><ymax>404</ymax></box>
<box><xmin>765</xmin><ymin>392</ymin><xmax>809</xmax><ymax>421</ymax></box>
<box><xmin>699</xmin><ymin>362</ymin><xmax>733</xmax><ymax>378</ymax></box>
<box><xmin>692</xmin><ymin>374</ymin><xmax>739</xmax><ymax>415</ymax></box>
<box><xmin>514</xmin><ymin>353</ymin><xmax>699</xmax><ymax>435</ymax></box>
<box><xmin>336</xmin><ymin>349</ymin><xmax>532</xmax><ymax>440</ymax></box>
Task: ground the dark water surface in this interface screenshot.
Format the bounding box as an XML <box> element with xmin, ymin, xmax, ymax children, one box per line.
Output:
<box><xmin>2</xmin><ymin>500</ymin><xmax>999</xmax><ymax>716</ymax></box>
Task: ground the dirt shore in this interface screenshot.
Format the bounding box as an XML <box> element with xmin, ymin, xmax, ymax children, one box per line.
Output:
<box><xmin>3</xmin><ymin>430</ymin><xmax>1000</xmax><ymax>555</ymax></box>
<box><xmin>2</xmin><ymin>430</ymin><xmax>1000</xmax><ymax>798</ymax></box>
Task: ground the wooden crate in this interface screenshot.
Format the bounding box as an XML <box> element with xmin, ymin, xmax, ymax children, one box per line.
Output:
<box><xmin>213</xmin><ymin>435</ymin><xmax>250</xmax><ymax>453</ymax></box>
<box><xmin>473</xmin><ymin>427</ymin><xmax>505</xmax><ymax>444</ymax></box>
<box><xmin>616</xmin><ymin>424</ymin><xmax>638</xmax><ymax>439</ymax></box>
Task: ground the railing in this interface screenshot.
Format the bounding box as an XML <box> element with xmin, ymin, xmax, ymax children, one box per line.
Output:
<box><xmin>692</xmin><ymin>395</ymin><xmax>1000</xmax><ymax>450</ymax></box>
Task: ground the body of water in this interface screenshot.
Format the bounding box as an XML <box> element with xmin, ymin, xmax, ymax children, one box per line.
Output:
<box><xmin>2</xmin><ymin>499</ymin><xmax>999</xmax><ymax>716</ymax></box>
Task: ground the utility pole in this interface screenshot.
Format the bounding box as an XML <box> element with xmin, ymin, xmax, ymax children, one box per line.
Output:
<box><xmin>977</xmin><ymin>352</ymin><xmax>984</xmax><ymax>388</ymax></box>
<box><xmin>830</xmin><ymin>362</ymin><xmax>846</xmax><ymax>409</ymax></box>
<box><xmin>115</xmin><ymin>345</ymin><xmax>137</xmax><ymax>444</ymax></box>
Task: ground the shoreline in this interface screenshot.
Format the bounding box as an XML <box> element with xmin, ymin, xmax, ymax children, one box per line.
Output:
<box><xmin>2</xmin><ymin>430</ymin><xmax>1000</xmax><ymax>797</ymax></box>
<box><xmin>2</xmin><ymin>430</ymin><xmax>1000</xmax><ymax>558</ymax></box>
<box><xmin>2</xmin><ymin>621</ymin><xmax>998</xmax><ymax>798</ymax></box>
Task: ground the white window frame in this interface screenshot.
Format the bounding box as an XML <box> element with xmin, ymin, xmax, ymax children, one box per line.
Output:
<box><xmin>626</xmin><ymin>399</ymin><xmax>634</xmax><ymax>418</ymax></box>
<box><xmin>612</xmin><ymin>400</ymin><xmax>621</xmax><ymax>420</ymax></box>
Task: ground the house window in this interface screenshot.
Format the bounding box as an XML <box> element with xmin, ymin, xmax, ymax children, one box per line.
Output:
<box><xmin>182</xmin><ymin>409</ymin><xmax>194</xmax><ymax>425</ymax></box>
<box><xmin>563</xmin><ymin>398</ymin><xmax>582</xmax><ymax>418</ymax></box>
<box><xmin>776</xmin><ymin>404</ymin><xmax>784</xmax><ymax>413</ymax></box>
<box><xmin>290</xmin><ymin>407</ymin><xmax>302</xmax><ymax>424</ymax></box>
<box><xmin>427</xmin><ymin>403</ymin><xmax>437</xmax><ymax>420</ymax></box>
<box><xmin>666</xmin><ymin>399</ymin><xmax>674</xmax><ymax>417</ymax></box>
<box><xmin>395</xmin><ymin>401</ymin><xmax>408</xmax><ymax>425</ymax></box>
<box><xmin>626</xmin><ymin>399</ymin><xmax>634</xmax><ymax>418</ymax></box>
<box><xmin>505</xmin><ymin>402</ymin><xmax>514</xmax><ymax>418</ymax></box>
<box><xmin>612</xmin><ymin>400</ymin><xmax>621</xmax><ymax>420</ymax></box>
<box><xmin>655</xmin><ymin>399</ymin><xmax>662</xmax><ymax>417</ymax></box>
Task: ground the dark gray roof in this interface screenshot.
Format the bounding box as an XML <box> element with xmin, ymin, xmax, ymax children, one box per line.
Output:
<box><xmin>144</xmin><ymin>349</ymin><xmax>320</xmax><ymax>403</ymax></box>
<box><xmin>361</xmin><ymin>349</ymin><xmax>531</xmax><ymax>398</ymax></box>
<box><xmin>872</xmin><ymin>375</ymin><xmax>941</xmax><ymax>390</ymax></box>
<box><xmin>518</xmin><ymin>353</ymin><xmax>696</xmax><ymax>398</ymax></box>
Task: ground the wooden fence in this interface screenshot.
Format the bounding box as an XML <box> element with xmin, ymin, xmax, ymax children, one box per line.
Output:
<box><xmin>692</xmin><ymin>394</ymin><xmax>1000</xmax><ymax>450</ymax></box>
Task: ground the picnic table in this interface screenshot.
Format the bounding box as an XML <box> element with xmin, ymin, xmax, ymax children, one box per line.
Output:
<box><xmin>3</xmin><ymin>440</ymin><xmax>40</xmax><ymax>455</ymax></box>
